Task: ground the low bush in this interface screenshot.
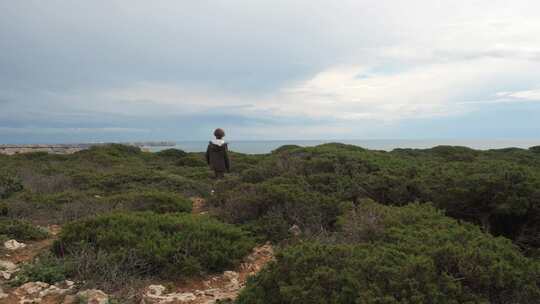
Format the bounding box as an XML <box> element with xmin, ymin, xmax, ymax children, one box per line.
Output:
<box><xmin>3</xmin><ymin>190</ymin><xmax>193</xmax><ymax>224</ymax></box>
<box><xmin>0</xmin><ymin>173</ymin><xmax>23</xmax><ymax>199</ymax></box>
<box><xmin>1</xmin><ymin>193</ymin><xmax>113</xmax><ymax>225</ymax></box>
<box><xmin>0</xmin><ymin>219</ymin><xmax>49</xmax><ymax>241</ymax></box>
<box><xmin>530</xmin><ymin>146</ymin><xmax>540</xmax><ymax>154</ymax></box>
<box><xmin>54</xmin><ymin>212</ymin><xmax>254</xmax><ymax>279</ymax></box>
<box><xmin>237</xmin><ymin>202</ymin><xmax>540</xmax><ymax>304</ymax></box>
<box><xmin>71</xmin><ymin>144</ymin><xmax>143</xmax><ymax>168</ymax></box>
<box><xmin>75</xmin><ymin>169</ymin><xmax>210</xmax><ymax>197</ymax></box>
<box><xmin>83</xmin><ymin>144</ymin><xmax>142</xmax><ymax>158</ymax></box>
<box><xmin>156</xmin><ymin>148</ymin><xmax>188</xmax><ymax>159</ymax></box>
<box><xmin>10</xmin><ymin>252</ymin><xmax>69</xmax><ymax>286</ymax></box>
<box><xmin>271</xmin><ymin>145</ymin><xmax>302</xmax><ymax>154</ymax></box>
<box><xmin>177</xmin><ymin>155</ymin><xmax>207</xmax><ymax>167</ymax></box>
<box><xmin>106</xmin><ymin>191</ymin><xmax>192</xmax><ymax>213</ymax></box>
<box><xmin>209</xmin><ymin>177</ymin><xmax>340</xmax><ymax>241</ymax></box>
<box><xmin>0</xmin><ymin>202</ymin><xmax>9</xmax><ymax>216</ymax></box>
<box><xmin>428</xmin><ymin>145</ymin><xmax>479</xmax><ymax>161</ymax></box>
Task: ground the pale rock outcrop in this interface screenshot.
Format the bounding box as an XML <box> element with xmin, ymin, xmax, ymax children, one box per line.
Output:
<box><xmin>76</xmin><ymin>289</ymin><xmax>109</xmax><ymax>304</ymax></box>
<box><xmin>0</xmin><ymin>286</ymin><xmax>8</xmax><ymax>299</ymax></box>
<box><xmin>143</xmin><ymin>285</ymin><xmax>197</xmax><ymax>303</ymax></box>
<box><xmin>0</xmin><ymin>259</ymin><xmax>19</xmax><ymax>280</ymax></box>
<box><xmin>4</xmin><ymin>239</ymin><xmax>27</xmax><ymax>250</ymax></box>
<box><xmin>11</xmin><ymin>280</ymin><xmax>75</xmax><ymax>303</ymax></box>
<box><xmin>288</xmin><ymin>224</ymin><xmax>301</xmax><ymax>237</ymax></box>
<box><xmin>62</xmin><ymin>294</ymin><xmax>78</xmax><ymax>304</ymax></box>
<box><xmin>223</xmin><ymin>271</ymin><xmax>240</xmax><ymax>290</ymax></box>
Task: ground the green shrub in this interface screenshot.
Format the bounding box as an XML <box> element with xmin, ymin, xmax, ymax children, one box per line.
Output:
<box><xmin>240</xmin><ymin>168</ymin><xmax>267</xmax><ymax>183</ymax></box>
<box><xmin>54</xmin><ymin>212</ymin><xmax>254</xmax><ymax>278</ymax></box>
<box><xmin>89</xmin><ymin>170</ymin><xmax>165</xmax><ymax>192</ymax></box>
<box><xmin>428</xmin><ymin>145</ymin><xmax>479</xmax><ymax>161</ymax></box>
<box><xmin>15</xmin><ymin>151</ymin><xmax>49</xmax><ymax>160</ymax></box>
<box><xmin>107</xmin><ymin>191</ymin><xmax>192</xmax><ymax>213</ymax></box>
<box><xmin>209</xmin><ymin>177</ymin><xmax>340</xmax><ymax>241</ymax></box>
<box><xmin>81</xmin><ymin>169</ymin><xmax>210</xmax><ymax>197</ymax></box>
<box><xmin>0</xmin><ymin>202</ymin><xmax>9</xmax><ymax>216</ymax></box>
<box><xmin>0</xmin><ymin>219</ymin><xmax>49</xmax><ymax>241</ymax></box>
<box><xmin>237</xmin><ymin>202</ymin><xmax>540</xmax><ymax>304</ymax></box>
<box><xmin>10</xmin><ymin>252</ymin><xmax>69</xmax><ymax>286</ymax></box>
<box><xmin>0</xmin><ymin>174</ymin><xmax>23</xmax><ymax>199</ymax></box>
<box><xmin>32</xmin><ymin>190</ymin><xmax>90</xmax><ymax>205</ymax></box>
<box><xmin>530</xmin><ymin>146</ymin><xmax>540</xmax><ymax>154</ymax></box>
<box><xmin>177</xmin><ymin>155</ymin><xmax>207</xmax><ymax>167</ymax></box>
<box><xmin>88</xmin><ymin>144</ymin><xmax>142</xmax><ymax>157</ymax></box>
<box><xmin>73</xmin><ymin>144</ymin><xmax>142</xmax><ymax>167</ymax></box>
<box><xmin>156</xmin><ymin>148</ymin><xmax>188</xmax><ymax>159</ymax></box>
<box><xmin>271</xmin><ymin>145</ymin><xmax>302</xmax><ymax>154</ymax></box>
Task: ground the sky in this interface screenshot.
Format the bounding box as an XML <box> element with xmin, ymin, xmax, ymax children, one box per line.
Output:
<box><xmin>1</xmin><ymin>0</ymin><xmax>540</xmax><ymax>143</ymax></box>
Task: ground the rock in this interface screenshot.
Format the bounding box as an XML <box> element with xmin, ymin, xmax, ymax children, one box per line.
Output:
<box><xmin>4</xmin><ymin>239</ymin><xmax>27</xmax><ymax>250</ymax></box>
<box><xmin>77</xmin><ymin>289</ymin><xmax>109</xmax><ymax>304</ymax></box>
<box><xmin>142</xmin><ymin>285</ymin><xmax>197</xmax><ymax>303</ymax></box>
<box><xmin>40</xmin><ymin>284</ymin><xmax>62</xmax><ymax>297</ymax></box>
<box><xmin>0</xmin><ymin>260</ymin><xmax>17</xmax><ymax>270</ymax></box>
<box><xmin>0</xmin><ymin>259</ymin><xmax>19</xmax><ymax>280</ymax></box>
<box><xmin>223</xmin><ymin>271</ymin><xmax>238</xmax><ymax>281</ymax></box>
<box><xmin>16</xmin><ymin>281</ymin><xmax>50</xmax><ymax>295</ymax></box>
<box><xmin>46</xmin><ymin>224</ymin><xmax>62</xmax><ymax>236</ymax></box>
<box><xmin>64</xmin><ymin>280</ymin><xmax>75</xmax><ymax>288</ymax></box>
<box><xmin>12</xmin><ymin>281</ymin><xmax>77</xmax><ymax>303</ymax></box>
<box><xmin>63</xmin><ymin>295</ymin><xmax>78</xmax><ymax>304</ymax></box>
<box><xmin>288</xmin><ymin>224</ymin><xmax>301</xmax><ymax>236</ymax></box>
<box><xmin>202</xmin><ymin>288</ymin><xmax>219</xmax><ymax>297</ymax></box>
<box><xmin>176</xmin><ymin>292</ymin><xmax>196</xmax><ymax>302</ymax></box>
<box><xmin>146</xmin><ymin>284</ymin><xmax>166</xmax><ymax>296</ymax></box>
<box><xmin>0</xmin><ymin>286</ymin><xmax>8</xmax><ymax>299</ymax></box>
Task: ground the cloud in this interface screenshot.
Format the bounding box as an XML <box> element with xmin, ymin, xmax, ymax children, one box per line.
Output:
<box><xmin>0</xmin><ymin>127</ymin><xmax>147</xmax><ymax>135</ymax></box>
<box><xmin>2</xmin><ymin>0</ymin><xmax>540</xmax><ymax>142</ymax></box>
<box><xmin>497</xmin><ymin>89</ymin><xmax>540</xmax><ymax>101</ymax></box>
<box><xmin>94</xmin><ymin>56</ymin><xmax>540</xmax><ymax>123</ymax></box>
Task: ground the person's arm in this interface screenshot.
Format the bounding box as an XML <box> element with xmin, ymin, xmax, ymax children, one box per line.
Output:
<box><xmin>224</xmin><ymin>144</ymin><xmax>230</xmax><ymax>172</ymax></box>
<box><xmin>205</xmin><ymin>144</ymin><xmax>210</xmax><ymax>165</ymax></box>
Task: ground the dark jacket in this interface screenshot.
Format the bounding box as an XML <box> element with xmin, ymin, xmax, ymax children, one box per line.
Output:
<box><xmin>205</xmin><ymin>141</ymin><xmax>230</xmax><ymax>172</ymax></box>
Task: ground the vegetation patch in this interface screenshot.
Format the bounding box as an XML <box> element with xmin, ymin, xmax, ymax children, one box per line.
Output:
<box><xmin>155</xmin><ymin>148</ymin><xmax>188</xmax><ymax>159</ymax></box>
<box><xmin>237</xmin><ymin>201</ymin><xmax>540</xmax><ymax>304</ymax></box>
<box><xmin>106</xmin><ymin>191</ymin><xmax>192</xmax><ymax>213</ymax></box>
<box><xmin>209</xmin><ymin>177</ymin><xmax>340</xmax><ymax>241</ymax></box>
<box><xmin>0</xmin><ymin>173</ymin><xmax>23</xmax><ymax>199</ymax></box>
<box><xmin>10</xmin><ymin>252</ymin><xmax>69</xmax><ymax>286</ymax></box>
<box><xmin>2</xmin><ymin>143</ymin><xmax>540</xmax><ymax>300</ymax></box>
<box><xmin>0</xmin><ymin>218</ymin><xmax>49</xmax><ymax>241</ymax></box>
<box><xmin>53</xmin><ymin>212</ymin><xmax>254</xmax><ymax>279</ymax></box>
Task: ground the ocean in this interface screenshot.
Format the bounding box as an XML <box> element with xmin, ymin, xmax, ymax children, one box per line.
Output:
<box><xmin>147</xmin><ymin>139</ymin><xmax>540</xmax><ymax>154</ymax></box>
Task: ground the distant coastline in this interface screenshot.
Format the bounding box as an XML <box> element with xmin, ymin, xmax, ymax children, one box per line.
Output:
<box><xmin>2</xmin><ymin>139</ymin><xmax>539</xmax><ymax>155</ymax></box>
<box><xmin>0</xmin><ymin>142</ymin><xmax>175</xmax><ymax>155</ymax></box>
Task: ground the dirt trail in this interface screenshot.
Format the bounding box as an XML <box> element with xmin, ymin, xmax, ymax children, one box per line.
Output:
<box><xmin>142</xmin><ymin>242</ymin><xmax>274</xmax><ymax>304</ymax></box>
<box><xmin>1</xmin><ymin>200</ymin><xmax>274</xmax><ymax>303</ymax></box>
<box><xmin>140</xmin><ymin>198</ymin><xmax>275</xmax><ymax>303</ymax></box>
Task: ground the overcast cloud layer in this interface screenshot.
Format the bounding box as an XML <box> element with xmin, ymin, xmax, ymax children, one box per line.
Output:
<box><xmin>1</xmin><ymin>0</ymin><xmax>540</xmax><ymax>143</ymax></box>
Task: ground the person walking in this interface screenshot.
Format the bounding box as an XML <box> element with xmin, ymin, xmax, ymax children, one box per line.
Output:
<box><xmin>205</xmin><ymin>128</ymin><xmax>230</xmax><ymax>179</ymax></box>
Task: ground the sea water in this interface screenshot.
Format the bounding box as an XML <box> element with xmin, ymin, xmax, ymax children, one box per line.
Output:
<box><xmin>147</xmin><ymin>139</ymin><xmax>540</xmax><ymax>154</ymax></box>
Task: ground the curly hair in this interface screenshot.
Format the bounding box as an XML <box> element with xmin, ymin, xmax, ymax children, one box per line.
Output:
<box><xmin>213</xmin><ymin>128</ymin><xmax>225</xmax><ymax>139</ymax></box>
